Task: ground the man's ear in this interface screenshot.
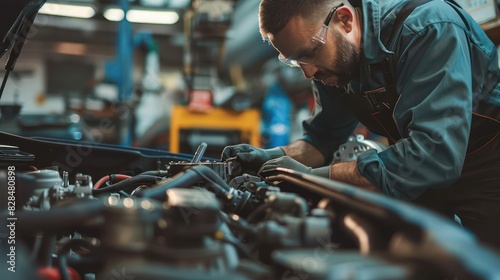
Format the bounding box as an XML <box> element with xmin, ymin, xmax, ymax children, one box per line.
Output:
<box><xmin>336</xmin><ymin>6</ymin><xmax>354</xmax><ymax>33</ymax></box>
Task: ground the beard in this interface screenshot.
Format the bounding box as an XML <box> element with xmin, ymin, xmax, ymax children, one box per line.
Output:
<box><xmin>313</xmin><ymin>30</ymin><xmax>360</xmax><ymax>88</ymax></box>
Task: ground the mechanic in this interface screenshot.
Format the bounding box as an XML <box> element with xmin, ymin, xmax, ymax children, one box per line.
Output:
<box><xmin>222</xmin><ymin>0</ymin><xmax>500</xmax><ymax>249</ymax></box>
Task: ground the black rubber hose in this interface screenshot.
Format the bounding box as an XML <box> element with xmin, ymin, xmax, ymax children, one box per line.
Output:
<box><xmin>93</xmin><ymin>175</ymin><xmax>162</xmax><ymax>195</ymax></box>
<box><xmin>140</xmin><ymin>165</ymin><xmax>231</xmax><ymax>200</ymax></box>
<box><xmin>58</xmin><ymin>255</ymin><xmax>71</xmax><ymax>280</ymax></box>
<box><xmin>190</xmin><ymin>165</ymin><xmax>231</xmax><ymax>192</ymax></box>
<box><xmin>139</xmin><ymin>170</ymin><xmax>170</xmax><ymax>177</ymax></box>
<box><xmin>57</xmin><ymin>239</ymin><xmax>97</xmax><ymax>280</ymax></box>
<box><xmin>4</xmin><ymin>199</ymin><xmax>105</xmax><ymax>234</ymax></box>
<box><xmin>139</xmin><ymin>168</ymin><xmax>205</xmax><ymax>200</ymax></box>
<box><xmin>188</xmin><ymin>166</ymin><xmax>231</xmax><ymax>195</ymax></box>
<box><xmin>36</xmin><ymin>233</ymin><xmax>56</xmax><ymax>267</ymax></box>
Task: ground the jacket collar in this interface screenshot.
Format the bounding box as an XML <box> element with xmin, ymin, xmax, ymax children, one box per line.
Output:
<box><xmin>360</xmin><ymin>0</ymin><xmax>403</xmax><ymax>63</ymax></box>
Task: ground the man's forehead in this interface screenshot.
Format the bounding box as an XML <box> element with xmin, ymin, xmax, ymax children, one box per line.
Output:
<box><xmin>270</xmin><ymin>15</ymin><xmax>317</xmax><ymax>56</ymax></box>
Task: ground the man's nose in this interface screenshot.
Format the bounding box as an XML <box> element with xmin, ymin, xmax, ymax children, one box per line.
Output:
<box><xmin>299</xmin><ymin>64</ymin><xmax>317</xmax><ymax>79</ymax></box>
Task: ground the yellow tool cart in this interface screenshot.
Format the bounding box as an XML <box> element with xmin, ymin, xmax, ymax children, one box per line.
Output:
<box><xmin>169</xmin><ymin>105</ymin><xmax>261</xmax><ymax>157</ymax></box>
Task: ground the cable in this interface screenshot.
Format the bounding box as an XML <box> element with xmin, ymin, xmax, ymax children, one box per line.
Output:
<box><xmin>93</xmin><ymin>174</ymin><xmax>132</xmax><ymax>189</ymax></box>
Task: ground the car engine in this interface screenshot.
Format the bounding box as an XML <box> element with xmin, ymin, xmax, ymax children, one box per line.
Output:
<box><xmin>2</xmin><ymin>133</ymin><xmax>500</xmax><ymax>280</ymax></box>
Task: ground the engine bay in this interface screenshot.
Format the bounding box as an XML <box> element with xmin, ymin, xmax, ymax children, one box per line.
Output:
<box><xmin>2</xmin><ymin>132</ymin><xmax>500</xmax><ymax>280</ymax></box>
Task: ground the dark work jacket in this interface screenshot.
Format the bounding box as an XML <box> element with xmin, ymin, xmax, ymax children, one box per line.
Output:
<box><xmin>302</xmin><ymin>0</ymin><xmax>500</xmax><ymax>246</ymax></box>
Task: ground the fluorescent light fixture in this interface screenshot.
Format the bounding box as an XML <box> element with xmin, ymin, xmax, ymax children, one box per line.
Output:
<box><xmin>103</xmin><ymin>8</ymin><xmax>125</xmax><ymax>21</ymax></box>
<box><xmin>104</xmin><ymin>8</ymin><xmax>179</xmax><ymax>24</ymax></box>
<box><xmin>127</xmin><ymin>10</ymin><xmax>179</xmax><ymax>24</ymax></box>
<box><xmin>39</xmin><ymin>3</ymin><xmax>96</xmax><ymax>19</ymax></box>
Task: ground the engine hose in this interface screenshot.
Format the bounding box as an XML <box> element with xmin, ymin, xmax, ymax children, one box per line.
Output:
<box><xmin>58</xmin><ymin>254</ymin><xmax>70</xmax><ymax>280</ymax></box>
<box><xmin>92</xmin><ymin>175</ymin><xmax>162</xmax><ymax>195</ymax></box>
<box><xmin>37</xmin><ymin>233</ymin><xmax>56</xmax><ymax>267</ymax></box>
<box><xmin>140</xmin><ymin>165</ymin><xmax>231</xmax><ymax>200</ymax></box>
<box><xmin>57</xmin><ymin>239</ymin><xmax>97</xmax><ymax>280</ymax></box>
<box><xmin>7</xmin><ymin>199</ymin><xmax>105</xmax><ymax>233</ymax></box>
<box><xmin>139</xmin><ymin>170</ymin><xmax>170</xmax><ymax>177</ymax></box>
<box><xmin>188</xmin><ymin>166</ymin><xmax>231</xmax><ymax>194</ymax></box>
<box><xmin>93</xmin><ymin>174</ymin><xmax>131</xmax><ymax>189</ymax></box>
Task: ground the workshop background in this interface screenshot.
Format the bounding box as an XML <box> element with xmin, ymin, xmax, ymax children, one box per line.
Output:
<box><xmin>0</xmin><ymin>0</ymin><xmax>499</xmax><ymax>158</ymax></box>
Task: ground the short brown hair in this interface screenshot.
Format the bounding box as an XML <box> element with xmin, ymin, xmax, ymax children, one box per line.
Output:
<box><xmin>258</xmin><ymin>0</ymin><xmax>338</xmax><ymax>41</ymax></box>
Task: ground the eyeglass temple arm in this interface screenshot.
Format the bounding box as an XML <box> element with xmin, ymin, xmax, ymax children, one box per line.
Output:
<box><xmin>312</xmin><ymin>3</ymin><xmax>344</xmax><ymax>44</ymax></box>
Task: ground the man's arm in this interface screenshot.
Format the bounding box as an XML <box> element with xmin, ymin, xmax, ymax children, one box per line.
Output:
<box><xmin>262</xmin><ymin>147</ymin><xmax>378</xmax><ymax>191</ymax></box>
<box><xmin>356</xmin><ymin>12</ymin><xmax>474</xmax><ymax>200</ymax></box>
<box><xmin>328</xmin><ymin>161</ymin><xmax>378</xmax><ymax>191</ymax></box>
<box><xmin>281</xmin><ymin>140</ymin><xmax>325</xmax><ymax>167</ymax></box>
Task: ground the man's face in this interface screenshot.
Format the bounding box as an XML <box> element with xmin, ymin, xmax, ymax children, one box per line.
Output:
<box><xmin>270</xmin><ymin>14</ymin><xmax>360</xmax><ymax>88</ymax></box>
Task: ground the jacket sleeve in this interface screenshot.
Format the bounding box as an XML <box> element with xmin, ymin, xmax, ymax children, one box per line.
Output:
<box><xmin>357</xmin><ymin>20</ymin><xmax>473</xmax><ymax>200</ymax></box>
<box><xmin>302</xmin><ymin>81</ymin><xmax>359</xmax><ymax>164</ymax></box>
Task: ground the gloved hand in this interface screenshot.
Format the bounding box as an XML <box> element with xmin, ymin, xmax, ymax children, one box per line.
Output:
<box><xmin>258</xmin><ymin>156</ymin><xmax>311</xmax><ymax>174</ymax></box>
<box><xmin>221</xmin><ymin>144</ymin><xmax>285</xmax><ymax>174</ymax></box>
<box><xmin>258</xmin><ymin>156</ymin><xmax>331</xmax><ymax>178</ymax></box>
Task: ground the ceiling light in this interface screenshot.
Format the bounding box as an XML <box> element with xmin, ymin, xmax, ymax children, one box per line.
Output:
<box><xmin>126</xmin><ymin>10</ymin><xmax>179</xmax><ymax>24</ymax></box>
<box><xmin>104</xmin><ymin>8</ymin><xmax>179</xmax><ymax>25</ymax></box>
<box><xmin>39</xmin><ymin>3</ymin><xmax>96</xmax><ymax>19</ymax></box>
<box><xmin>103</xmin><ymin>8</ymin><xmax>125</xmax><ymax>21</ymax></box>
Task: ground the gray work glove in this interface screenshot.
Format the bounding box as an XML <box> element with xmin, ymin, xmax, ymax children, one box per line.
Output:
<box><xmin>258</xmin><ymin>156</ymin><xmax>330</xmax><ymax>178</ymax></box>
<box><xmin>221</xmin><ymin>144</ymin><xmax>285</xmax><ymax>174</ymax></box>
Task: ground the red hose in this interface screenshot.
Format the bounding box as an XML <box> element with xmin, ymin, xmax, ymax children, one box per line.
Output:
<box><xmin>37</xmin><ymin>266</ymin><xmax>81</xmax><ymax>280</ymax></box>
<box><xmin>93</xmin><ymin>174</ymin><xmax>131</xmax><ymax>189</ymax></box>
